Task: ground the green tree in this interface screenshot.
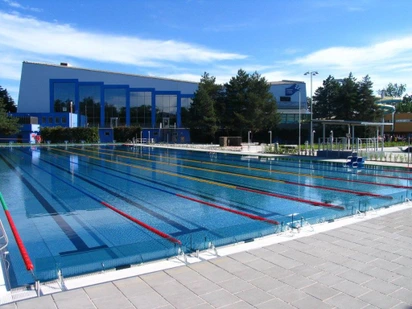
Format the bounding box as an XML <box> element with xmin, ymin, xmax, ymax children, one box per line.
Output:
<box><xmin>397</xmin><ymin>95</ymin><xmax>412</xmax><ymax>113</ymax></box>
<box><xmin>224</xmin><ymin>69</ymin><xmax>279</xmax><ymax>139</ymax></box>
<box><xmin>314</xmin><ymin>74</ymin><xmax>379</xmax><ymax>121</ymax></box>
<box><xmin>313</xmin><ymin>76</ymin><xmax>340</xmax><ymax>120</ymax></box>
<box><xmin>189</xmin><ymin>72</ymin><xmax>221</xmax><ymax>143</ymax></box>
<box><xmin>0</xmin><ymin>97</ymin><xmax>20</xmax><ymax>135</ymax></box>
<box><xmin>379</xmin><ymin>83</ymin><xmax>406</xmax><ymax>97</ymax></box>
<box><xmin>0</xmin><ymin>86</ymin><xmax>17</xmax><ymax>113</ymax></box>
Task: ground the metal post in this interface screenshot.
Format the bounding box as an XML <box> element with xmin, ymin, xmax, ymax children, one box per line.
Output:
<box><xmin>298</xmin><ymin>90</ymin><xmax>301</xmax><ymax>155</ymax></box>
<box><xmin>268</xmin><ymin>131</ymin><xmax>272</xmax><ymax>145</ymax></box>
<box><xmin>304</xmin><ymin>71</ymin><xmax>318</xmax><ymax>154</ymax></box>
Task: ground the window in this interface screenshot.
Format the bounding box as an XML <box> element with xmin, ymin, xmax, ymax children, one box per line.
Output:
<box><xmin>156</xmin><ymin>95</ymin><xmax>177</xmax><ymax>128</ymax></box>
<box><xmin>104</xmin><ymin>88</ymin><xmax>126</xmax><ymax>127</ymax></box>
<box><xmin>181</xmin><ymin>97</ymin><xmax>193</xmax><ymax>127</ymax></box>
<box><xmin>48</xmin><ymin>117</ymin><xmax>53</xmax><ymax>124</ymax></box>
<box><xmin>53</xmin><ymin>82</ymin><xmax>75</xmax><ymax>112</ymax></box>
<box><xmin>79</xmin><ymin>84</ymin><xmax>101</xmax><ymax>127</ymax></box>
<box><xmin>55</xmin><ymin>117</ymin><xmax>60</xmax><ymax>124</ymax></box>
<box><xmin>130</xmin><ymin>91</ymin><xmax>151</xmax><ymax>127</ymax></box>
<box><xmin>280</xmin><ymin>96</ymin><xmax>291</xmax><ymax>102</ymax></box>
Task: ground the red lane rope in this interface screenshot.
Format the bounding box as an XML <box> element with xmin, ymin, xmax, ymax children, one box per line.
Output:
<box><xmin>176</xmin><ymin>194</ymin><xmax>279</xmax><ymax>225</ymax></box>
<box><xmin>4</xmin><ymin>211</ymin><xmax>34</xmax><ymax>271</ymax></box>
<box><xmin>236</xmin><ymin>187</ymin><xmax>345</xmax><ymax>210</ymax></box>
<box><xmin>100</xmin><ymin>201</ymin><xmax>181</xmax><ymax>245</ymax></box>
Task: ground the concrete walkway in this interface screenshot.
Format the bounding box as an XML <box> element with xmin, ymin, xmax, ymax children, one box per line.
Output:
<box><xmin>2</xmin><ymin>203</ymin><xmax>412</xmax><ymax>308</ymax></box>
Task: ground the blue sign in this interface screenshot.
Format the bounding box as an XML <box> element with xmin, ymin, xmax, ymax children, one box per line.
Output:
<box><xmin>285</xmin><ymin>84</ymin><xmax>300</xmax><ymax>96</ymax></box>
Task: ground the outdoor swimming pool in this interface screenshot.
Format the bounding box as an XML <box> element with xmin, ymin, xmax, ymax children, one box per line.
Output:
<box><xmin>0</xmin><ymin>145</ymin><xmax>410</xmax><ymax>289</ymax></box>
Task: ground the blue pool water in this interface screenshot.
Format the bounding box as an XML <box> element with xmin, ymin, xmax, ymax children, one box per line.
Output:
<box><xmin>0</xmin><ymin>145</ymin><xmax>410</xmax><ymax>288</ymax></box>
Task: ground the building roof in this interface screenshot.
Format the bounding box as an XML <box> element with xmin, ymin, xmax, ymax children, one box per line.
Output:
<box><xmin>23</xmin><ymin>61</ymin><xmax>199</xmax><ymax>85</ymax></box>
<box><xmin>269</xmin><ymin>80</ymin><xmax>305</xmax><ymax>85</ymax></box>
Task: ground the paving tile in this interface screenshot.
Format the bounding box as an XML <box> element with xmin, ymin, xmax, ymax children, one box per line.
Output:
<box><xmin>209</xmin><ymin>256</ymin><xmax>247</xmax><ymax>273</ymax></box>
<box><xmin>165</xmin><ymin>266</ymin><xmax>204</xmax><ymax>284</ymax></box>
<box><xmin>220</xmin><ymin>300</ymin><xmax>255</xmax><ymax>309</ymax></box>
<box><xmin>392</xmin><ymin>276</ymin><xmax>412</xmax><ymax>290</ymax></box>
<box><xmin>140</xmin><ymin>271</ymin><xmax>175</xmax><ymax>286</ymax></box>
<box><xmin>245</xmin><ymin>258</ymin><xmax>275</xmax><ymax>271</ymax></box>
<box><xmin>249</xmin><ymin>275</ymin><xmax>283</xmax><ymax>291</ymax></box>
<box><xmin>229</xmin><ymin>251</ymin><xmax>260</xmax><ymax>263</ymax></box>
<box><xmin>279</xmin><ymin>273</ymin><xmax>314</xmax><ymax>289</ymax></box>
<box><xmin>290</xmin><ymin>264</ymin><xmax>324</xmax><ymax>278</ymax></box>
<box><xmin>52</xmin><ymin>289</ymin><xmax>95</xmax><ymax>309</ymax></box>
<box><xmin>268</xmin><ymin>284</ymin><xmax>308</xmax><ymax>303</ymax></box>
<box><xmin>309</xmin><ymin>271</ymin><xmax>346</xmax><ymax>286</ymax></box>
<box><xmin>14</xmin><ymin>295</ymin><xmax>57</xmax><ymax>309</ymax></box>
<box><xmin>218</xmin><ymin>277</ymin><xmax>255</xmax><ymax>294</ymax></box>
<box><xmin>325</xmin><ymin>292</ymin><xmax>369</xmax><ymax>309</ymax></box>
<box><xmin>332</xmin><ymin>279</ymin><xmax>371</xmax><ymax>297</ymax></box>
<box><xmin>232</xmin><ymin>267</ymin><xmax>265</xmax><ymax>282</ymax></box>
<box><xmin>84</xmin><ymin>282</ymin><xmax>124</xmax><ymax>300</ymax></box>
<box><xmin>162</xmin><ymin>290</ymin><xmax>206</xmax><ymax>309</ymax></box>
<box><xmin>234</xmin><ymin>287</ymin><xmax>274</xmax><ymax>306</ymax></box>
<box><xmin>358</xmin><ymin>290</ymin><xmax>403</xmax><ymax>309</ymax></box>
<box><xmin>128</xmin><ymin>291</ymin><xmax>170</xmax><ymax>309</ymax></box>
<box><xmin>264</xmin><ymin>265</ymin><xmax>295</xmax><ymax>279</ymax></box>
<box><xmin>113</xmin><ymin>276</ymin><xmax>155</xmax><ymax>297</ymax></box>
<box><xmin>362</xmin><ymin>278</ymin><xmax>402</xmax><ymax>295</ymax></box>
<box><xmin>291</xmin><ymin>295</ymin><xmax>334</xmax><ymax>309</ymax></box>
<box><xmin>389</xmin><ymin>287</ymin><xmax>412</xmax><ymax>305</ymax></box>
<box><xmin>256</xmin><ymin>297</ymin><xmax>296</xmax><ymax>309</ymax></box>
<box><xmin>92</xmin><ymin>295</ymin><xmax>134</xmax><ymax>309</ymax></box>
<box><xmin>301</xmin><ymin>282</ymin><xmax>340</xmax><ymax>300</ymax></box>
<box><xmin>200</xmin><ymin>288</ymin><xmax>240</xmax><ymax>308</ymax></box>
<box><xmin>184</xmin><ymin>278</ymin><xmax>221</xmax><ymax>295</ymax></box>
<box><xmin>338</xmin><ymin>268</ymin><xmax>374</xmax><ymax>284</ymax></box>
<box><xmin>367</xmin><ymin>258</ymin><xmax>403</xmax><ymax>271</ymax></box>
<box><xmin>361</xmin><ymin>266</ymin><xmax>401</xmax><ymax>282</ymax></box>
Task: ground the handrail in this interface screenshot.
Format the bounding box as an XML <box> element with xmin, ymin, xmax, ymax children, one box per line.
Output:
<box><xmin>0</xmin><ymin>219</ymin><xmax>9</xmax><ymax>251</ymax></box>
<box><xmin>0</xmin><ymin>192</ymin><xmax>34</xmax><ymax>271</ymax></box>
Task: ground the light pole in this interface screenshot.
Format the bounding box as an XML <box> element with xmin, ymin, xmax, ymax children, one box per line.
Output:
<box><xmin>268</xmin><ymin>130</ymin><xmax>272</xmax><ymax>145</ymax></box>
<box><xmin>304</xmin><ymin>71</ymin><xmax>318</xmax><ymax>154</ymax></box>
<box><xmin>298</xmin><ymin>89</ymin><xmax>301</xmax><ymax>155</ymax></box>
<box><xmin>69</xmin><ymin>101</ymin><xmax>73</xmax><ymax>128</ymax></box>
<box><xmin>248</xmin><ymin>131</ymin><xmax>252</xmax><ymax>144</ymax></box>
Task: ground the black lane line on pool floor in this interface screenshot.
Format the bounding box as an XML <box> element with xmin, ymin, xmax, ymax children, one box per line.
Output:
<box><xmin>0</xmin><ymin>153</ymin><xmax>109</xmax><ymax>256</ymax></box>
<box><xmin>59</xmin><ymin>150</ymin><xmax>281</xmax><ymax>218</ymax></box>
<box><xmin>53</xmin><ymin>147</ymin><xmax>284</xmax><ymax>220</ymax></box>
<box><xmin>61</xmin><ymin>147</ymin><xmax>344</xmax><ymax>211</ymax></box>
<box><xmin>111</xmin><ymin>146</ymin><xmax>411</xmax><ymax>189</ymax></box>
<box><xmin>26</xmin><ymin>151</ymin><xmax>194</xmax><ymax>234</ymax></box>
<box><xmin>42</xmin><ymin>149</ymin><xmax>279</xmax><ymax>227</ymax></box>
<box><xmin>90</xmin><ymin>147</ymin><xmax>395</xmax><ymax>199</ymax></box>
<box><xmin>16</xmin><ymin>150</ymin><xmax>182</xmax><ymax>246</ymax></box>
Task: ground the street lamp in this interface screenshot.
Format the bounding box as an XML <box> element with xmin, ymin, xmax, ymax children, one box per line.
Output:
<box><xmin>304</xmin><ymin>71</ymin><xmax>318</xmax><ymax>154</ymax></box>
<box><xmin>298</xmin><ymin>89</ymin><xmax>301</xmax><ymax>155</ymax></box>
<box><xmin>69</xmin><ymin>101</ymin><xmax>73</xmax><ymax>128</ymax></box>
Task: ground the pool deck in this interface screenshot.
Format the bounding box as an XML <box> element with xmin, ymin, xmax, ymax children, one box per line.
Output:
<box><xmin>1</xmin><ymin>145</ymin><xmax>412</xmax><ymax>308</ymax></box>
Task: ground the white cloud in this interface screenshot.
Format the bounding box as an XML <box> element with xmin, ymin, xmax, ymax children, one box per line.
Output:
<box><xmin>0</xmin><ymin>12</ymin><xmax>247</xmax><ymax>67</ymax></box>
<box><xmin>2</xmin><ymin>0</ymin><xmax>42</xmax><ymax>12</ymax></box>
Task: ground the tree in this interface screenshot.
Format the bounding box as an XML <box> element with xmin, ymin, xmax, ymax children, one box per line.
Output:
<box><xmin>378</xmin><ymin>83</ymin><xmax>406</xmax><ymax>98</ymax></box>
<box><xmin>223</xmin><ymin>69</ymin><xmax>279</xmax><ymax>138</ymax></box>
<box><xmin>314</xmin><ymin>73</ymin><xmax>379</xmax><ymax>121</ymax></box>
<box><xmin>189</xmin><ymin>72</ymin><xmax>221</xmax><ymax>143</ymax></box>
<box><xmin>0</xmin><ymin>86</ymin><xmax>17</xmax><ymax>113</ymax></box>
<box><xmin>397</xmin><ymin>95</ymin><xmax>412</xmax><ymax>113</ymax></box>
<box><xmin>0</xmin><ymin>97</ymin><xmax>20</xmax><ymax>135</ymax></box>
<box><xmin>313</xmin><ymin>75</ymin><xmax>340</xmax><ymax>120</ymax></box>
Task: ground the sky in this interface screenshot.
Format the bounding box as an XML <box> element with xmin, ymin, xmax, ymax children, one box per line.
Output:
<box><xmin>1</xmin><ymin>0</ymin><xmax>412</xmax><ymax>104</ymax></box>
